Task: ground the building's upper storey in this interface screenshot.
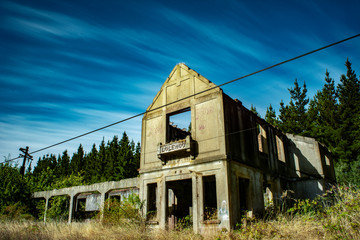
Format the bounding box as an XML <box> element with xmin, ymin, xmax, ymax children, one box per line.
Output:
<box><xmin>139</xmin><ymin>63</ymin><xmax>336</xmax><ymax>184</ymax></box>
<box><xmin>140</xmin><ymin>63</ymin><xmax>227</xmax><ymax>172</ymax></box>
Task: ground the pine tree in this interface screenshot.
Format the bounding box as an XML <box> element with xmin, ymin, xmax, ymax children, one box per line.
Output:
<box><xmin>129</xmin><ymin>140</ymin><xmax>140</xmax><ymax>178</ymax></box>
<box><xmin>70</xmin><ymin>144</ymin><xmax>84</xmax><ymax>174</ymax></box>
<box><xmin>57</xmin><ymin>150</ymin><xmax>70</xmax><ymax>178</ymax></box>
<box><xmin>265</xmin><ymin>104</ymin><xmax>278</xmax><ymax>126</ymax></box>
<box><xmin>84</xmin><ymin>144</ymin><xmax>100</xmax><ymax>183</ymax></box>
<box><xmin>278</xmin><ymin>79</ymin><xmax>309</xmax><ymax>135</ymax></box>
<box><xmin>104</xmin><ymin>136</ymin><xmax>119</xmax><ymax>181</ymax></box>
<box><xmin>250</xmin><ymin>104</ymin><xmax>260</xmax><ymax>117</ymax></box>
<box><xmin>308</xmin><ymin>70</ymin><xmax>339</xmax><ymax>149</ymax></box>
<box><xmin>33</xmin><ymin>154</ymin><xmax>57</xmax><ymax>178</ymax></box>
<box><xmin>337</xmin><ymin>59</ymin><xmax>360</xmax><ymax>163</ymax></box>
<box><xmin>117</xmin><ymin>132</ymin><xmax>133</xmax><ymax>179</ymax></box>
<box><xmin>98</xmin><ymin>139</ymin><xmax>107</xmax><ymax>182</ymax></box>
<box><xmin>134</xmin><ymin>141</ymin><xmax>141</xmax><ymax>173</ymax></box>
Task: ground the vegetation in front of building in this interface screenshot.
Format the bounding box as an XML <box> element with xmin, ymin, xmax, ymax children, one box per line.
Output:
<box><xmin>0</xmin><ymin>185</ymin><xmax>359</xmax><ymax>239</ymax></box>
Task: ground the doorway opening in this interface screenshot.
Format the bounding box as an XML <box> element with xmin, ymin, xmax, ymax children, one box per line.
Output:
<box><xmin>166</xmin><ymin>179</ymin><xmax>192</xmax><ymax>230</ymax></box>
<box><xmin>203</xmin><ymin>175</ymin><xmax>217</xmax><ymax>220</ymax></box>
<box><xmin>238</xmin><ymin>178</ymin><xmax>250</xmax><ymax>214</ymax></box>
<box><xmin>147</xmin><ymin>183</ymin><xmax>157</xmax><ymax>221</ymax></box>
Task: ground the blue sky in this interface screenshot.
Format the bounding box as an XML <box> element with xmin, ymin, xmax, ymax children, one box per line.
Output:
<box><xmin>1</xmin><ymin>0</ymin><xmax>360</xmax><ymax>165</ymax></box>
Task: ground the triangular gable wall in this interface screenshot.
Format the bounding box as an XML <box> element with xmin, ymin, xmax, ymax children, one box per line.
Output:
<box><xmin>147</xmin><ymin>63</ymin><xmax>219</xmax><ymax>111</ymax></box>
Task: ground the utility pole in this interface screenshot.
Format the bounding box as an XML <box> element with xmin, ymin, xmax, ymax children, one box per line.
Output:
<box><xmin>19</xmin><ymin>146</ymin><xmax>33</xmax><ymax>176</ymax></box>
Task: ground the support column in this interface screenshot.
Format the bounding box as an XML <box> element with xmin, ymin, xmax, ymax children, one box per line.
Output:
<box><xmin>159</xmin><ymin>179</ymin><xmax>167</xmax><ymax>229</ymax></box>
<box><xmin>100</xmin><ymin>191</ymin><xmax>106</xmax><ymax>222</ymax></box>
<box><xmin>68</xmin><ymin>194</ymin><xmax>75</xmax><ymax>224</ymax></box>
<box><xmin>192</xmin><ymin>173</ymin><xmax>199</xmax><ymax>234</ymax></box>
<box><xmin>44</xmin><ymin>197</ymin><xmax>49</xmax><ymax>223</ymax></box>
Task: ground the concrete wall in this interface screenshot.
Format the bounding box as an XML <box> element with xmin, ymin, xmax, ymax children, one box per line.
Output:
<box><xmin>228</xmin><ymin>161</ymin><xmax>264</xmax><ymax>227</ymax></box>
<box><xmin>140</xmin><ymin>159</ymin><xmax>230</xmax><ymax>233</ymax></box>
<box><xmin>286</xmin><ymin>133</ymin><xmax>336</xmax><ymax>182</ymax></box>
<box><xmin>33</xmin><ymin>178</ymin><xmax>139</xmax><ymax>223</ymax></box>
<box><xmin>140</xmin><ymin>63</ymin><xmax>227</xmax><ymax>173</ymax></box>
<box><xmin>139</xmin><ymin>63</ymin><xmax>337</xmax><ymax>233</ymax></box>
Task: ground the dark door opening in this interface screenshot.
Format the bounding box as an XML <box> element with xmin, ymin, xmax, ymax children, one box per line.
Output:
<box><xmin>239</xmin><ymin>178</ymin><xmax>250</xmax><ymax>214</ymax></box>
<box><xmin>147</xmin><ymin>183</ymin><xmax>157</xmax><ymax>221</ymax></box>
<box><xmin>203</xmin><ymin>175</ymin><xmax>217</xmax><ymax>220</ymax></box>
<box><xmin>166</xmin><ymin>179</ymin><xmax>192</xmax><ymax>230</ymax></box>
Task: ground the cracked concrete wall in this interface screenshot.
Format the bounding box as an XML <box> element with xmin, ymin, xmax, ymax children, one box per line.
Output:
<box><xmin>32</xmin><ymin>177</ymin><xmax>139</xmax><ymax>223</ymax></box>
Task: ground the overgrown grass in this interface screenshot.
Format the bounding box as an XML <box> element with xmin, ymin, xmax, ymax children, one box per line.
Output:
<box><xmin>1</xmin><ymin>185</ymin><xmax>359</xmax><ymax>240</ymax></box>
<box><xmin>232</xmin><ymin>185</ymin><xmax>360</xmax><ymax>239</ymax></box>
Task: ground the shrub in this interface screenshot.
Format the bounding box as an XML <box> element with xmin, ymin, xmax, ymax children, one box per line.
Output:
<box><xmin>176</xmin><ymin>215</ymin><xmax>192</xmax><ymax>230</ymax></box>
<box><xmin>100</xmin><ymin>193</ymin><xmax>145</xmax><ymax>226</ymax></box>
<box><xmin>322</xmin><ymin>185</ymin><xmax>360</xmax><ymax>239</ymax></box>
<box><xmin>0</xmin><ymin>202</ymin><xmax>34</xmax><ymax>221</ymax></box>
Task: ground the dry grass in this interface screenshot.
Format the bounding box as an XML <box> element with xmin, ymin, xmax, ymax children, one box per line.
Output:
<box><xmin>0</xmin><ymin>218</ymin><xmax>332</xmax><ymax>240</ymax></box>
<box><xmin>1</xmin><ymin>186</ymin><xmax>359</xmax><ymax>240</ymax></box>
<box><xmin>0</xmin><ymin>221</ymin><xmax>202</xmax><ymax>240</ymax></box>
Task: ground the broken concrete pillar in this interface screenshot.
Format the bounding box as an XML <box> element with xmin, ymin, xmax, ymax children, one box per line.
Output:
<box><xmin>100</xmin><ymin>191</ymin><xmax>106</xmax><ymax>222</ymax></box>
<box><xmin>44</xmin><ymin>197</ymin><xmax>49</xmax><ymax>223</ymax></box>
<box><xmin>68</xmin><ymin>194</ymin><xmax>75</xmax><ymax>224</ymax></box>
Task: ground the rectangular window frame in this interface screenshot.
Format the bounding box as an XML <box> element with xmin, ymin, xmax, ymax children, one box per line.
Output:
<box><xmin>166</xmin><ymin>107</ymin><xmax>191</xmax><ymax>143</ymax></box>
<box><xmin>202</xmin><ymin>175</ymin><xmax>217</xmax><ymax>221</ymax></box>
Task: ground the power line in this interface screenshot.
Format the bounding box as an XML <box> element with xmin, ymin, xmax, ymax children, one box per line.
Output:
<box><xmin>1</xmin><ymin>33</ymin><xmax>359</xmax><ymax>164</ymax></box>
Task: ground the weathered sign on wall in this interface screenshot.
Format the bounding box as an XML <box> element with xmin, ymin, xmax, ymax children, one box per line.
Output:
<box><xmin>159</xmin><ymin>140</ymin><xmax>187</xmax><ymax>154</ymax></box>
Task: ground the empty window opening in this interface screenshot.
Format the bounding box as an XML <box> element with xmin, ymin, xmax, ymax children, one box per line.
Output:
<box><xmin>75</xmin><ymin>197</ymin><xmax>87</xmax><ymax>220</ymax></box>
<box><xmin>238</xmin><ymin>178</ymin><xmax>250</xmax><ymax>214</ymax></box>
<box><xmin>325</xmin><ymin>155</ymin><xmax>331</xmax><ymax>166</ymax></box>
<box><xmin>76</xmin><ymin>197</ymin><xmax>86</xmax><ymax>212</ymax></box>
<box><xmin>147</xmin><ymin>183</ymin><xmax>157</xmax><ymax>221</ymax></box>
<box><xmin>263</xmin><ymin>185</ymin><xmax>273</xmax><ymax>209</ymax></box>
<box><xmin>107</xmin><ymin>194</ymin><xmax>121</xmax><ymax>210</ymax></box>
<box><xmin>203</xmin><ymin>175</ymin><xmax>217</xmax><ymax>220</ymax></box>
<box><xmin>276</xmin><ymin>135</ymin><xmax>286</xmax><ymax>162</ymax></box>
<box><xmin>109</xmin><ymin>195</ymin><xmax>121</xmax><ymax>202</ymax></box>
<box><xmin>76</xmin><ymin>193</ymin><xmax>100</xmax><ymax>220</ymax></box>
<box><xmin>257</xmin><ymin>123</ymin><xmax>269</xmax><ymax>154</ymax></box>
<box><xmin>167</xmin><ymin>108</ymin><xmax>191</xmax><ymax>142</ymax></box>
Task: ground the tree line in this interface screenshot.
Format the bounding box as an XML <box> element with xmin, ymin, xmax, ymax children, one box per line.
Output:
<box><xmin>261</xmin><ymin>59</ymin><xmax>360</xmax><ymax>184</ymax></box>
<box><xmin>31</xmin><ymin>132</ymin><xmax>140</xmax><ymax>190</ymax></box>
<box><xmin>0</xmin><ymin>132</ymin><xmax>140</xmax><ymax>219</ymax></box>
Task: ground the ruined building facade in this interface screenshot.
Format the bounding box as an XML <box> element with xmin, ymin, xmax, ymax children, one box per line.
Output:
<box><xmin>138</xmin><ymin>63</ymin><xmax>335</xmax><ymax>232</ymax></box>
<box><xmin>33</xmin><ymin>64</ymin><xmax>335</xmax><ymax>233</ymax></box>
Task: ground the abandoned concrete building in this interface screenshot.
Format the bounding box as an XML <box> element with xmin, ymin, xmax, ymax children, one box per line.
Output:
<box><xmin>33</xmin><ymin>63</ymin><xmax>336</xmax><ymax>233</ymax></box>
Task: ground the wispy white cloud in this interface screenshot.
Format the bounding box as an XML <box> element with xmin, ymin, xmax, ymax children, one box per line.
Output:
<box><xmin>0</xmin><ymin>107</ymin><xmax>142</xmax><ymax>164</ymax></box>
<box><xmin>3</xmin><ymin>2</ymin><xmax>98</xmax><ymax>40</ymax></box>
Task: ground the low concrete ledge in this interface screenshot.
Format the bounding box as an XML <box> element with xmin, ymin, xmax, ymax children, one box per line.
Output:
<box><xmin>32</xmin><ymin>177</ymin><xmax>139</xmax><ymax>199</ymax></box>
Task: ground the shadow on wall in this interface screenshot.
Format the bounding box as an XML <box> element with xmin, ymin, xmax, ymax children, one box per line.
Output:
<box><xmin>287</xmin><ymin>139</ymin><xmax>324</xmax><ymax>199</ymax></box>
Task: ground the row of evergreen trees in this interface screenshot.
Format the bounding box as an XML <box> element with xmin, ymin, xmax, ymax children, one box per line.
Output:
<box><xmin>261</xmin><ymin>59</ymin><xmax>360</xmax><ymax>184</ymax></box>
<box><xmin>30</xmin><ymin>132</ymin><xmax>140</xmax><ymax>191</ymax></box>
<box><xmin>1</xmin><ymin>132</ymin><xmax>140</xmax><ymax>220</ymax></box>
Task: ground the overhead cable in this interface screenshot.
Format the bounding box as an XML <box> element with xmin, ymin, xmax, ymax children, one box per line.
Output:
<box><xmin>1</xmin><ymin>33</ymin><xmax>359</xmax><ymax>164</ymax></box>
